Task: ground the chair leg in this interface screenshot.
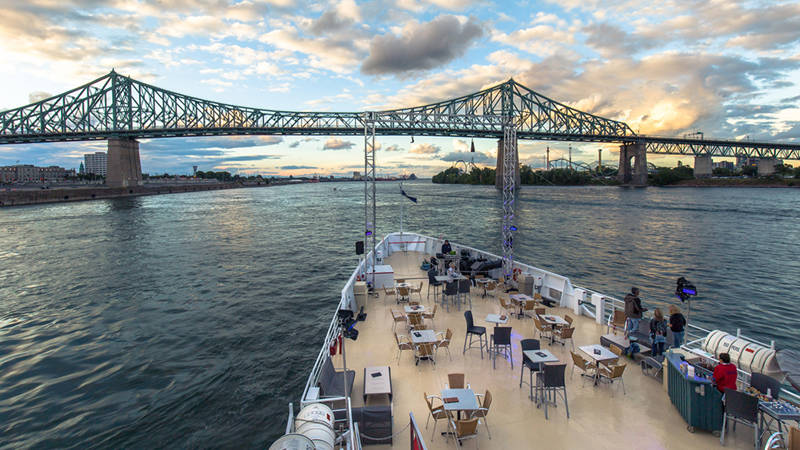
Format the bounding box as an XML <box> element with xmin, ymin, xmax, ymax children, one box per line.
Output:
<box><xmin>721</xmin><ymin>414</ymin><xmax>727</xmax><ymax>445</ymax></box>
<box><xmin>754</xmin><ymin>423</ymin><xmax>759</xmax><ymax>449</ymax></box>
<box><xmin>483</xmin><ymin>415</ymin><xmax>491</xmax><ymax>439</ymax></box>
<box><xmin>529</xmin><ymin>370</ymin><xmax>534</xmax><ymax>401</ymax></box>
<box><xmin>520</xmin><ymin>365</ymin><xmax>524</xmax><ymax>387</ymax></box>
<box><xmin>621</xmin><ymin>378</ymin><xmax>626</xmax><ymax>395</ymax></box>
<box><xmin>491</xmin><ymin>337</ymin><xmax>496</xmax><ymax>369</ymax></box>
<box><xmin>544</xmin><ymin>387</ymin><xmax>549</xmax><ymax>420</ymax></box>
<box><xmin>563</xmin><ymin>387</ymin><xmax>570</xmax><ymax>419</ymax></box>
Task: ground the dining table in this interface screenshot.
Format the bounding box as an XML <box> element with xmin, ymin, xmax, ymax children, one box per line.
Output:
<box><xmin>579</xmin><ymin>344</ymin><xmax>618</xmax><ymax>386</ymax></box>
<box><xmin>475</xmin><ymin>278</ymin><xmax>491</xmax><ymax>297</ymax></box>
<box><xmin>485</xmin><ymin>313</ymin><xmax>509</xmax><ymax>327</ymax></box>
<box><xmin>523</xmin><ymin>349</ymin><xmax>560</xmax><ymax>403</ymax></box>
<box><xmin>540</xmin><ymin>315</ymin><xmax>570</xmax><ymax>344</ymax></box>
<box><xmin>509</xmin><ymin>293</ymin><xmax>534</xmax><ymax>319</ymax></box>
<box><xmin>440</xmin><ymin>388</ymin><xmax>479</xmax><ymax>424</ymax></box>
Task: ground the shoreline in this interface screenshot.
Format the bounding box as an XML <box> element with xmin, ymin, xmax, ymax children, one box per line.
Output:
<box><xmin>0</xmin><ymin>182</ymin><xmax>280</xmax><ymax>208</ymax></box>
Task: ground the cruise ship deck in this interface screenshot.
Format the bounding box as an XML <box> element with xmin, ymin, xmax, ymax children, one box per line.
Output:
<box><xmin>338</xmin><ymin>250</ymin><xmax>754</xmax><ymax>449</ymax></box>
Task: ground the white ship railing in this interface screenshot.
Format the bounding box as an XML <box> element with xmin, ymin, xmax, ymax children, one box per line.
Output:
<box><xmin>297</xmin><ymin>234</ymin><xmax>392</xmax><ymax>450</ymax></box>
<box><xmin>380</xmin><ymin>232</ymin><xmax>800</xmax><ymax>405</ymax></box>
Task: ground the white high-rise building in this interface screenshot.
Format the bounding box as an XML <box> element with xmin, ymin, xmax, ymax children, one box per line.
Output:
<box><xmin>84</xmin><ymin>152</ymin><xmax>107</xmax><ymax>176</ymax></box>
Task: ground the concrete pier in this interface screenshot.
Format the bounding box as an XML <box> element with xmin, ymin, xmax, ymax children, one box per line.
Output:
<box><xmin>107</xmin><ymin>138</ymin><xmax>142</xmax><ymax>187</ymax></box>
<box><xmin>617</xmin><ymin>142</ymin><xmax>648</xmax><ymax>186</ymax></box>
<box><xmin>495</xmin><ymin>138</ymin><xmax>520</xmax><ymax>189</ymax></box>
<box><xmin>758</xmin><ymin>158</ymin><xmax>777</xmax><ymax>176</ymax></box>
<box><xmin>694</xmin><ymin>156</ymin><xmax>712</xmax><ymax>178</ymax></box>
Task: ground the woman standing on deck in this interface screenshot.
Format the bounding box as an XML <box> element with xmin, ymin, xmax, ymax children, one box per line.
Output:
<box><xmin>649</xmin><ymin>308</ymin><xmax>668</xmax><ymax>357</ymax></box>
<box><xmin>668</xmin><ymin>305</ymin><xmax>686</xmax><ymax>349</ymax></box>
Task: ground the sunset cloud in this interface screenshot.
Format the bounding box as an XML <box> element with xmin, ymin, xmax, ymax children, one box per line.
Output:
<box><xmin>0</xmin><ymin>0</ymin><xmax>798</xmax><ymax>176</ymax></box>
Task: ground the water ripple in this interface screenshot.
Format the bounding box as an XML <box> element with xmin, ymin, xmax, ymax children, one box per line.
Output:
<box><xmin>0</xmin><ymin>182</ymin><xmax>798</xmax><ymax>446</ymax></box>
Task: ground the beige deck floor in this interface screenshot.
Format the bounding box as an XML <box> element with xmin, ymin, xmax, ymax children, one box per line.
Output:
<box><xmin>336</xmin><ymin>251</ymin><xmax>752</xmax><ymax>449</ymax></box>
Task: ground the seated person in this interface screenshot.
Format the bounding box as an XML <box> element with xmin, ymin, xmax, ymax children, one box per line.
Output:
<box><xmin>446</xmin><ymin>263</ymin><xmax>457</xmax><ymax>278</ymax></box>
<box><xmin>713</xmin><ymin>352</ymin><xmax>738</xmax><ymax>393</ymax></box>
<box><xmin>441</xmin><ymin>240</ymin><xmax>452</xmax><ymax>254</ymax></box>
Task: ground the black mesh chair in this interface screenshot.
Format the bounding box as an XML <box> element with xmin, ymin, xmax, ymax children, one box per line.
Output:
<box><xmin>463</xmin><ymin>310</ymin><xmax>486</xmax><ymax>359</ymax></box>
<box><xmin>427</xmin><ymin>268</ymin><xmax>442</xmax><ymax>302</ymax></box>
<box><xmin>537</xmin><ymin>363</ymin><xmax>569</xmax><ymax>420</ymax></box>
<box><xmin>720</xmin><ymin>388</ymin><xmax>759</xmax><ymax>447</ymax></box>
<box><xmin>458</xmin><ymin>279</ymin><xmax>472</xmax><ymax>309</ymax></box>
<box><xmin>490</xmin><ymin>326</ymin><xmax>513</xmax><ymax>370</ymax></box>
<box><xmin>443</xmin><ymin>281</ymin><xmax>458</xmax><ymax>313</ymax></box>
<box><xmin>520</xmin><ymin>339</ymin><xmax>541</xmax><ymax>399</ymax></box>
<box><xmin>751</xmin><ymin>373</ymin><xmax>782</xmax><ymax>400</ymax></box>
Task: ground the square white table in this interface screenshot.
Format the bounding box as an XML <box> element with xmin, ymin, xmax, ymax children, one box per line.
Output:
<box><xmin>509</xmin><ymin>293</ymin><xmax>535</xmax><ymax>318</ymax></box>
<box><xmin>540</xmin><ymin>315</ymin><xmax>570</xmax><ymax>344</ymax></box>
<box><xmin>475</xmin><ymin>278</ymin><xmax>492</xmax><ymax>297</ymax></box>
<box><xmin>523</xmin><ymin>349</ymin><xmax>560</xmax><ymax>365</ymax></box>
<box><xmin>523</xmin><ymin>349</ymin><xmax>561</xmax><ymax>402</ymax></box>
<box><xmin>435</xmin><ymin>274</ymin><xmax>467</xmax><ymax>282</ymax></box>
<box><xmin>410</xmin><ymin>329</ymin><xmax>438</xmax><ymax>344</ymax></box>
<box><xmin>363</xmin><ymin>366</ymin><xmax>392</xmax><ymax>403</ymax></box>
<box><xmin>580</xmin><ymin>344</ymin><xmax>618</xmax><ymax>385</ymax></box>
<box><xmin>541</xmin><ymin>315</ymin><xmax>569</xmax><ymax>327</ymax></box>
<box><xmin>485</xmin><ymin>313</ymin><xmax>509</xmax><ymax>326</ymax></box>
<box><xmin>405</xmin><ymin>305</ymin><xmax>426</xmax><ymax>314</ymax></box>
<box><xmin>440</xmin><ymin>388</ymin><xmax>479</xmax><ymax>419</ymax></box>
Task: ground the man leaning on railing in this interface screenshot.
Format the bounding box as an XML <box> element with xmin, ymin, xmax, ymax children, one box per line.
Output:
<box><xmin>623</xmin><ymin>287</ymin><xmax>646</xmax><ymax>338</ymax></box>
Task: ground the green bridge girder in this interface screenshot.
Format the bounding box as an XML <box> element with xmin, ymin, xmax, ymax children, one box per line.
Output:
<box><xmin>1</xmin><ymin>70</ymin><xmax>799</xmax><ymax>160</ymax></box>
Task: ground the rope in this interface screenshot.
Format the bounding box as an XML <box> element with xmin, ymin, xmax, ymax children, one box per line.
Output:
<box><xmin>357</xmin><ymin>421</ymin><xmax>410</xmax><ymax>441</ymax></box>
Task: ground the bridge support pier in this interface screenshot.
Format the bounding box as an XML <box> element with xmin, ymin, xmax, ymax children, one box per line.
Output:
<box><xmin>757</xmin><ymin>158</ymin><xmax>777</xmax><ymax>176</ymax></box>
<box><xmin>107</xmin><ymin>138</ymin><xmax>142</xmax><ymax>188</ymax></box>
<box><xmin>495</xmin><ymin>138</ymin><xmax>520</xmax><ymax>189</ymax></box>
<box><xmin>694</xmin><ymin>156</ymin><xmax>712</xmax><ymax>178</ymax></box>
<box><xmin>617</xmin><ymin>143</ymin><xmax>648</xmax><ymax>186</ymax></box>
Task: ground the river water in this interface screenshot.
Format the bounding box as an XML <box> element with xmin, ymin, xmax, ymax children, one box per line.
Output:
<box><xmin>1</xmin><ymin>181</ymin><xmax>798</xmax><ymax>447</ymax></box>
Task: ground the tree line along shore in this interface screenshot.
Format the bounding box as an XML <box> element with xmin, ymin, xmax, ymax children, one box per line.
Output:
<box><xmin>432</xmin><ymin>164</ymin><xmax>800</xmax><ymax>187</ymax></box>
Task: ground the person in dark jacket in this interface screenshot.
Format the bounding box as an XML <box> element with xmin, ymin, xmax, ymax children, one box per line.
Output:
<box><xmin>649</xmin><ymin>308</ymin><xmax>668</xmax><ymax>357</ymax></box>
<box><xmin>668</xmin><ymin>305</ymin><xmax>687</xmax><ymax>348</ymax></box>
<box><xmin>623</xmin><ymin>287</ymin><xmax>646</xmax><ymax>338</ymax></box>
<box><xmin>441</xmin><ymin>240</ymin><xmax>452</xmax><ymax>254</ymax></box>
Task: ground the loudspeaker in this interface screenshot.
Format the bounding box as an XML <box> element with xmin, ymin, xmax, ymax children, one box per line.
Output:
<box><xmin>355</xmin><ymin>240</ymin><xmax>364</xmax><ymax>255</ymax></box>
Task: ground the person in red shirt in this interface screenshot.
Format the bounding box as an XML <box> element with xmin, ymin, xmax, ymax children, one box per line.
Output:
<box><xmin>713</xmin><ymin>352</ymin><xmax>738</xmax><ymax>393</ymax></box>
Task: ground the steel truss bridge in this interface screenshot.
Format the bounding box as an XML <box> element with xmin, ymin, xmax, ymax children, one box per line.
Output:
<box><xmin>2</xmin><ymin>70</ymin><xmax>799</xmax><ymax>276</ymax></box>
<box><xmin>2</xmin><ymin>70</ymin><xmax>798</xmax><ymax>160</ymax></box>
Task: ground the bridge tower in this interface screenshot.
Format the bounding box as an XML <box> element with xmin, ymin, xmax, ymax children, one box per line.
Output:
<box><xmin>494</xmin><ymin>138</ymin><xmax>520</xmax><ymax>189</ymax></box>
<box><xmin>107</xmin><ymin>138</ymin><xmax>142</xmax><ymax>187</ymax></box>
<box><xmin>617</xmin><ymin>142</ymin><xmax>648</xmax><ymax>186</ymax></box>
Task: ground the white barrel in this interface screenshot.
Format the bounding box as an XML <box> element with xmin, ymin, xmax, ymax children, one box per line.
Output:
<box><xmin>702</xmin><ymin>330</ymin><xmax>780</xmax><ymax>377</ymax></box>
<box><xmin>269</xmin><ymin>434</ymin><xmax>315</xmax><ymax>450</ymax></box>
<box><xmin>295</xmin><ymin>403</ymin><xmax>335</xmax><ymax>450</ymax></box>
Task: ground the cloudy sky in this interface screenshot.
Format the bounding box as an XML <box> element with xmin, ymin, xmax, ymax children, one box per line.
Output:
<box><xmin>1</xmin><ymin>0</ymin><xmax>799</xmax><ymax>176</ymax></box>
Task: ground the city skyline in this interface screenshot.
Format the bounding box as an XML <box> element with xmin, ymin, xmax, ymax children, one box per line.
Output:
<box><xmin>1</xmin><ymin>0</ymin><xmax>799</xmax><ymax>176</ymax></box>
